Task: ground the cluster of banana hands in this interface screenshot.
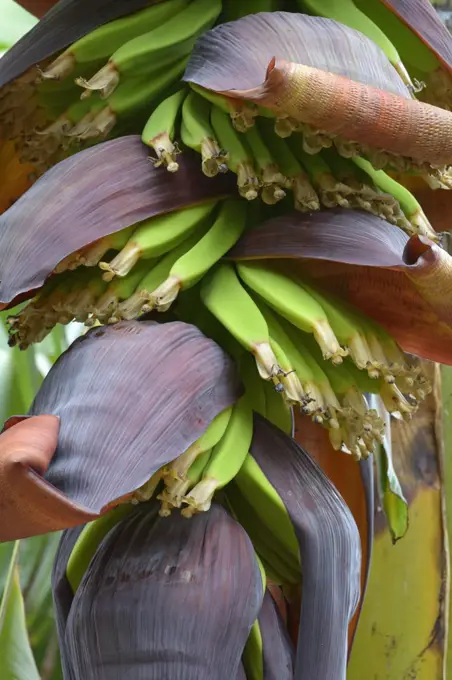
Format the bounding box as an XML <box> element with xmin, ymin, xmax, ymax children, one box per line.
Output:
<box><xmin>1</xmin><ymin>0</ymin><xmax>452</xmax><ymax>678</ymax></box>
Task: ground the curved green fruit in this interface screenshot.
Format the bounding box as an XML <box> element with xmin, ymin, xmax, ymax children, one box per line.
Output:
<box><xmin>226</xmin><ymin>481</ymin><xmax>300</xmax><ymax>586</ymax></box>
<box><xmin>258</xmin><ymin>118</ymin><xmax>320</xmax><ymax>211</ymax></box>
<box><xmin>235</xmin><ymin>261</ymin><xmax>347</xmax><ymax>365</ymax></box>
<box><xmin>353</xmin><ymin>0</ymin><xmax>440</xmax><ymax>74</ymax></box>
<box><xmin>201</xmin><ymin>263</ymin><xmax>284</xmax><ymax>382</ymax></box>
<box><xmin>352</xmin><ymin>155</ymin><xmax>437</xmax><ymax>239</ymax></box>
<box><xmin>42</xmin><ymin>0</ymin><xmax>190</xmax><ymax>80</ymax></box>
<box><xmin>157</xmin><ymin>448</ymin><xmax>212</xmax><ymax>514</ymax></box>
<box><xmin>90</xmin><ymin>258</ymin><xmax>156</xmax><ymax>323</ymax></box>
<box><xmin>262</xmin><ymin>379</ymin><xmax>293</xmax><ymax>436</ymax></box>
<box><xmin>291</xmin><ymin>273</ymin><xmax>379</xmax><ymax>373</ymax></box>
<box><xmin>243</xmin><ymin>125</ymin><xmax>287</xmax><ymax>205</ymax></box>
<box><xmin>141</xmin><ymin>88</ymin><xmax>188</xmax><ymax>172</ymax></box>
<box><xmin>211</xmin><ymin>105</ymin><xmax>260</xmax><ymax>200</ymax></box>
<box><xmin>166</xmin><ymin>405</ymin><xmax>234</xmax><ymax>481</ymax></box>
<box><xmin>238</xmin><ymin>351</ymin><xmax>267</xmax><ymax>417</ymax></box>
<box><xmin>257</xmin><ymin>300</ymin><xmax>323</xmax><ymax>416</ymax></box>
<box><xmin>99</xmin><ymin>199</ymin><xmax>218</xmax><ymax>280</ymax></box>
<box><xmin>74</xmin><ymin>58</ymin><xmax>188</xmax><ymax>140</ymax></box>
<box><xmin>292</xmin><ymin>133</ymin><xmax>352</xmax><ymax>208</ymax></box>
<box><xmin>115</xmin><ymin>220</ymin><xmax>212</xmax><ymax>320</ymax></box>
<box><xmin>150</xmin><ymin>198</ymin><xmax>248</xmax><ymax>311</ymax></box>
<box><xmin>77</xmin><ymin>0</ymin><xmax>222</xmax><ymax>98</ymax></box>
<box><xmin>181</xmin><ymin>91</ymin><xmax>229</xmax><ymax>176</ymax></box>
<box><xmin>183</xmin><ymin>395</ymin><xmax>254</xmax><ymax>514</ymax></box>
<box><xmin>235</xmin><ymin>454</ymin><xmax>301</xmax><ymax>562</ymax></box>
<box><xmin>190</xmin><ymin>82</ymin><xmax>259</xmax><ymax>132</ymax></box>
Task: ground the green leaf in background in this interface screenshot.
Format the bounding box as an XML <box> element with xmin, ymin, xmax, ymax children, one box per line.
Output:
<box><xmin>0</xmin><ymin>543</ymin><xmax>41</xmax><ymax>680</ymax></box>
<box><xmin>0</xmin><ymin>314</ymin><xmax>76</xmax><ymax>680</ymax></box>
<box><xmin>369</xmin><ymin>394</ymin><xmax>409</xmax><ymax>543</ymax></box>
<box><xmin>0</xmin><ymin>0</ymin><xmax>37</xmax><ymax>52</ymax></box>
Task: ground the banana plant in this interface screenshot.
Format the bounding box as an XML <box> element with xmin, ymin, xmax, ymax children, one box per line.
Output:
<box><xmin>1</xmin><ymin>1</ymin><xmax>452</xmax><ymax>679</ymax></box>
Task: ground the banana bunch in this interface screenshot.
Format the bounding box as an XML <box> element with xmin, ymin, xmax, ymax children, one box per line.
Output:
<box><xmin>8</xmin><ymin>195</ymin><xmax>431</xmax><ymax>463</ymax></box>
<box><xmin>1</xmin><ymin>0</ymin><xmax>222</xmax><ymax>173</ymax></box>
<box><xmin>135</xmin><ymin>83</ymin><xmax>438</xmax><ymax>239</ymax></box>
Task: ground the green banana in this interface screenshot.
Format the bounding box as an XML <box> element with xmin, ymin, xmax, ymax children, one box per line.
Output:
<box><xmin>235</xmin><ymin>261</ymin><xmax>348</xmax><ymax>365</ymax></box>
<box><xmin>115</xmin><ymin>221</ymin><xmax>212</xmax><ymax>320</ymax></box>
<box><xmin>291</xmin><ymin>327</ymin><xmax>386</xmax><ymax>458</ymax></box>
<box><xmin>54</xmin><ymin>223</ymin><xmax>137</xmax><ymax>274</ymax></box>
<box><xmin>181</xmin><ymin>91</ymin><xmax>229</xmax><ymax>177</ymax></box>
<box><xmin>182</xmin><ymin>395</ymin><xmax>254</xmax><ymax>514</ymax></box>
<box><xmin>41</xmin><ymin>0</ymin><xmax>191</xmax><ymax>80</ymax></box>
<box><xmin>99</xmin><ymin>200</ymin><xmax>218</xmax><ymax>280</ymax></box>
<box><xmin>210</xmin><ymin>105</ymin><xmax>260</xmax><ymax>200</ymax></box>
<box><xmin>319</xmin><ymin>147</ymin><xmax>400</xmax><ymax>219</ymax></box>
<box><xmin>257</xmin><ymin>299</ymin><xmax>323</xmax><ymax>416</ymax></box>
<box><xmin>262</xmin><ymin>379</ymin><xmax>293</xmax><ymax>436</ymax></box>
<box><xmin>296</xmin><ymin>0</ymin><xmax>414</xmax><ymax>90</ymax></box>
<box><xmin>141</xmin><ymin>88</ymin><xmax>187</xmax><ymax>172</ymax></box>
<box><xmin>344</xmin><ymin>357</ymin><xmax>418</xmax><ymax>419</ymax></box>
<box><xmin>292</xmin><ymin>134</ymin><xmax>352</xmax><ymax>208</ymax></box>
<box><xmin>190</xmin><ymin>83</ymin><xmax>258</xmax><ymax>133</ymax></box>
<box><xmin>74</xmin><ymin>58</ymin><xmax>189</xmax><ymax>141</ymax></box>
<box><xmin>156</xmin><ymin>448</ymin><xmax>212</xmax><ymax>515</ymax></box>
<box><xmin>236</xmin><ymin>331</ymin><xmax>294</xmax><ymax>436</ymax></box>
<box><xmin>243</xmin><ymin>125</ymin><xmax>287</xmax><ymax>205</ymax></box>
<box><xmin>275</xmin><ymin>314</ymin><xmax>367</xmax><ymax>453</ymax></box>
<box><xmin>243</xmin><ymin>590</ymin><xmax>295</xmax><ymax>680</ymax></box>
<box><xmin>352</xmin><ymin>156</ymin><xmax>438</xmax><ymax>239</ymax></box>
<box><xmin>89</xmin><ymin>258</ymin><xmax>157</xmax><ymax>324</ymax></box>
<box><xmin>66</xmin><ymin>504</ymin><xmax>134</xmax><ymax>593</ymax></box>
<box><xmin>77</xmin><ymin>0</ymin><xmax>221</xmax><ymax>98</ymax></box>
<box><xmin>258</xmin><ymin>118</ymin><xmax>320</xmax><ymax>211</ymax></box>
<box><xmin>234</xmin><ymin>454</ymin><xmax>301</xmax><ymax>569</ymax></box>
<box><xmin>242</xmin><ymin>621</ymin><xmax>264</xmax><ymax>680</ymax></box>
<box><xmin>351</xmin><ymin>313</ymin><xmax>431</xmax><ymax>406</ymax></box>
<box><xmin>226</xmin><ymin>481</ymin><xmax>300</xmax><ymax>586</ymax></box>
<box><xmin>287</xmin><ymin>271</ymin><xmax>384</xmax><ymax>375</ymax></box>
<box><xmin>238</xmin><ymin>352</ymin><xmax>267</xmax><ymax>417</ymax></box>
<box><xmin>264</xmin><ymin>332</ymin><xmax>307</xmax><ymax>407</ymax></box>
<box><xmin>149</xmin><ymin>198</ymin><xmax>248</xmax><ymax>311</ymax></box>
<box><xmin>200</xmin><ymin>262</ymin><xmax>284</xmax><ymax>382</ymax></box>
<box><xmin>176</xmin><ymin>287</ymin><xmax>246</xmax><ymax>362</ymax></box>
<box><xmin>282</xmin><ymin>324</ymin><xmax>343</xmax><ymax>426</ymax></box>
<box><xmin>164</xmin><ymin>405</ymin><xmax>233</xmax><ymax>481</ymax></box>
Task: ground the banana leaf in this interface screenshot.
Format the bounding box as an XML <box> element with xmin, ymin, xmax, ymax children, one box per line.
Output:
<box><xmin>0</xmin><ymin>136</ymin><xmax>233</xmax><ymax>309</ymax></box>
<box><xmin>0</xmin><ymin>543</ymin><xmax>40</xmax><ymax>680</ymax></box>
<box><xmin>349</xmin><ymin>361</ymin><xmax>448</xmax><ymax>679</ymax></box>
<box><xmin>0</xmin><ymin>0</ymin><xmax>37</xmax><ymax>48</ymax></box>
